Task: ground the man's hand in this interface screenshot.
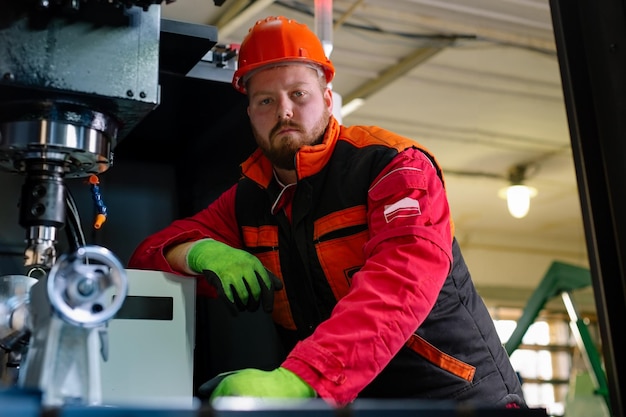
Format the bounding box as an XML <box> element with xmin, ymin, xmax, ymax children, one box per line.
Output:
<box><xmin>198</xmin><ymin>368</ymin><xmax>316</xmax><ymax>400</ymax></box>
<box><xmin>186</xmin><ymin>239</ymin><xmax>283</xmax><ymax>315</ymax></box>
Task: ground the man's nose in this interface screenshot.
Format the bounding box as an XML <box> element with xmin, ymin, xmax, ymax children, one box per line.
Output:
<box><xmin>277</xmin><ymin>97</ymin><xmax>293</xmax><ymax>120</ymax></box>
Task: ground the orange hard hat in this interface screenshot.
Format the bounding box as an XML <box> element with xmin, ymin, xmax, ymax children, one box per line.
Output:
<box><xmin>232</xmin><ymin>16</ymin><xmax>335</xmax><ymax>94</ymax></box>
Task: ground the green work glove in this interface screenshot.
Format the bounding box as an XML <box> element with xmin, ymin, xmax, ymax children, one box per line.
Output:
<box><xmin>186</xmin><ymin>239</ymin><xmax>283</xmax><ymax>315</ymax></box>
<box><xmin>197</xmin><ymin>367</ymin><xmax>316</xmax><ymax>400</ymax></box>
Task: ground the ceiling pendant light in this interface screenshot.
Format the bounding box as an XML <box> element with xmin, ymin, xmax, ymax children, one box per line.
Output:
<box><xmin>498</xmin><ymin>165</ymin><xmax>538</xmax><ymax>219</ymax></box>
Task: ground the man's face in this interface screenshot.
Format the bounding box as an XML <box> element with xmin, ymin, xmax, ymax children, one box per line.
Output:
<box><xmin>246</xmin><ymin>64</ymin><xmax>333</xmax><ymax>170</ymax></box>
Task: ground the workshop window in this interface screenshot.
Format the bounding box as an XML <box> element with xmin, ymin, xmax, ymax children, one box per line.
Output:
<box><xmin>494</xmin><ymin>316</ymin><xmax>573</xmax><ymax>416</ymax></box>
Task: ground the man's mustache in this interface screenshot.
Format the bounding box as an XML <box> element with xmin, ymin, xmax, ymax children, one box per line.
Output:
<box><xmin>270</xmin><ymin>121</ymin><xmax>301</xmax><ymax>138</ymax></box>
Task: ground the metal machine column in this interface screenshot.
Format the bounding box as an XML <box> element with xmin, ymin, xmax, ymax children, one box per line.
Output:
<box><xmin>550</xmin><ymin>2</ymin><xmax>626</xmax><ymax>416</ymax></box>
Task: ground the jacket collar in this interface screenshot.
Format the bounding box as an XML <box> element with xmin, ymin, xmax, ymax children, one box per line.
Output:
<box><xmin>241</xmin><ymin>116</ymin><xmax>340</xmax><ymax>188</ymax></box>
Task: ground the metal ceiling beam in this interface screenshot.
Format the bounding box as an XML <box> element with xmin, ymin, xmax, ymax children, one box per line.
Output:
<box><xmin>408</xmin><ymin>0</ymin><xmax>551</xmax><ymax>30</ymax></box>
<box><xmin>333</xmin><ymin>0</ymin><xmax>365</xmax><ymax>30</ymax></box>
<box><xmin>210</xmin><ymin>0</ymin><xmax>277</xmax><ymax>39</ymax></box>
<box><xmin>211</xmin><ymin>0</ymin><xmax>250</xmax><ymax>28</ymax></box>
<box><xmin>342</xmin><ymin>42</ymin><xmax>452</xmax><ymax>105</ymax></box>
<box><xmin>350</xmin><ymin>3</ymin><xmax>556</xmax><ymax>53</ymax></box>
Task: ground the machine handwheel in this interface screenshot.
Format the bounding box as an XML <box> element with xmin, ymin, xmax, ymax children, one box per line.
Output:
<box><xmin>47</xmin><ymin>245</ymin><xmax>127</xmax><ymax>327</ymax></box>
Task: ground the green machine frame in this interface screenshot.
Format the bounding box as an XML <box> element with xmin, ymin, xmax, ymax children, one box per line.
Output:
<box><xmin>503</xmin><ymin>261</ymin><xmax>610</xmax><ymax>412</ymax></box>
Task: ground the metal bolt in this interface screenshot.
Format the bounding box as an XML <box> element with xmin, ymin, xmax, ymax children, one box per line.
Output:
<box><xmin>77</xmin><ymin>278</ymin><xmax>95</xmax><ymax>297</ymax></box>
<box><xmin>30</xmin><ymin>203</ymin><xmax>46</xmax><ymax>217</ymax></box>
<box><xmin>126</xmin><ymin>90</ymin><xmax>134</xmax><ymax>98</ymax></box>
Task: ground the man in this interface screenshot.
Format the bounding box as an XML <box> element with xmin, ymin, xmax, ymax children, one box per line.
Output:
<box><xmin>128</xmin><ymin>15</ymin><xmax>525</xmax><ymax>407</ymax></box>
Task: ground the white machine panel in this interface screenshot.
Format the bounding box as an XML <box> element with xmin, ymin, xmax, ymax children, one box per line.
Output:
<box><xmin>100</xmin><ymin>269</ymin><xmax>196</xmax><ymax>408</ymax></box>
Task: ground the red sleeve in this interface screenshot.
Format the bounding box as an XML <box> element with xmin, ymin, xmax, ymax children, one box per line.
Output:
<box><xmin>127</xmin><ymin>184</ymin><xmax>241</xmax><ymax>297</ymax></box>
<box><xmin>281</xmin><ymin>148</ymin><xmax>453</xmax><ymax>405</ymax></box>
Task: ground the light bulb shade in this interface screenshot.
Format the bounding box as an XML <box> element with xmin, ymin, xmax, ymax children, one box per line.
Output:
<box><xmin>505</xmin><ymin>185</ymin><xmax>536</xmax><ymax>218</ymax></box>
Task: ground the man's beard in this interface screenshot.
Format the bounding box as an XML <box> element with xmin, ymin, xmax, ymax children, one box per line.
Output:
<box><xmin>255</xmin><ymin>109</ymin><xmax>330</xmax><ymax>170</ymax></box>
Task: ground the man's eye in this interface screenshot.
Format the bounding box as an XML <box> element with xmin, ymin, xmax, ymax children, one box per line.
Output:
<box><xmin>259</xmin><ymin>98</ymin><xmax>272</xmax><ymax>105</ymax></box>
<box><xmin>293</xmin><ymin>91</ymin><xmax>305</xmax><ymax>98</ymax></box>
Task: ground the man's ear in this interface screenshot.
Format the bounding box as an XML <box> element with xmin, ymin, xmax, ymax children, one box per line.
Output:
<box><xmin>324</xmin><ymin>87</ymin><xmax>333</xmax><ymax>113</ymax></box>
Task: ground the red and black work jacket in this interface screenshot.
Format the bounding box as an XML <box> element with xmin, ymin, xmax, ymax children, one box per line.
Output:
<box><xmin>128</xmin><ymin>117</ymin><xmax>525</xmax><ymax>407</ymax></box>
